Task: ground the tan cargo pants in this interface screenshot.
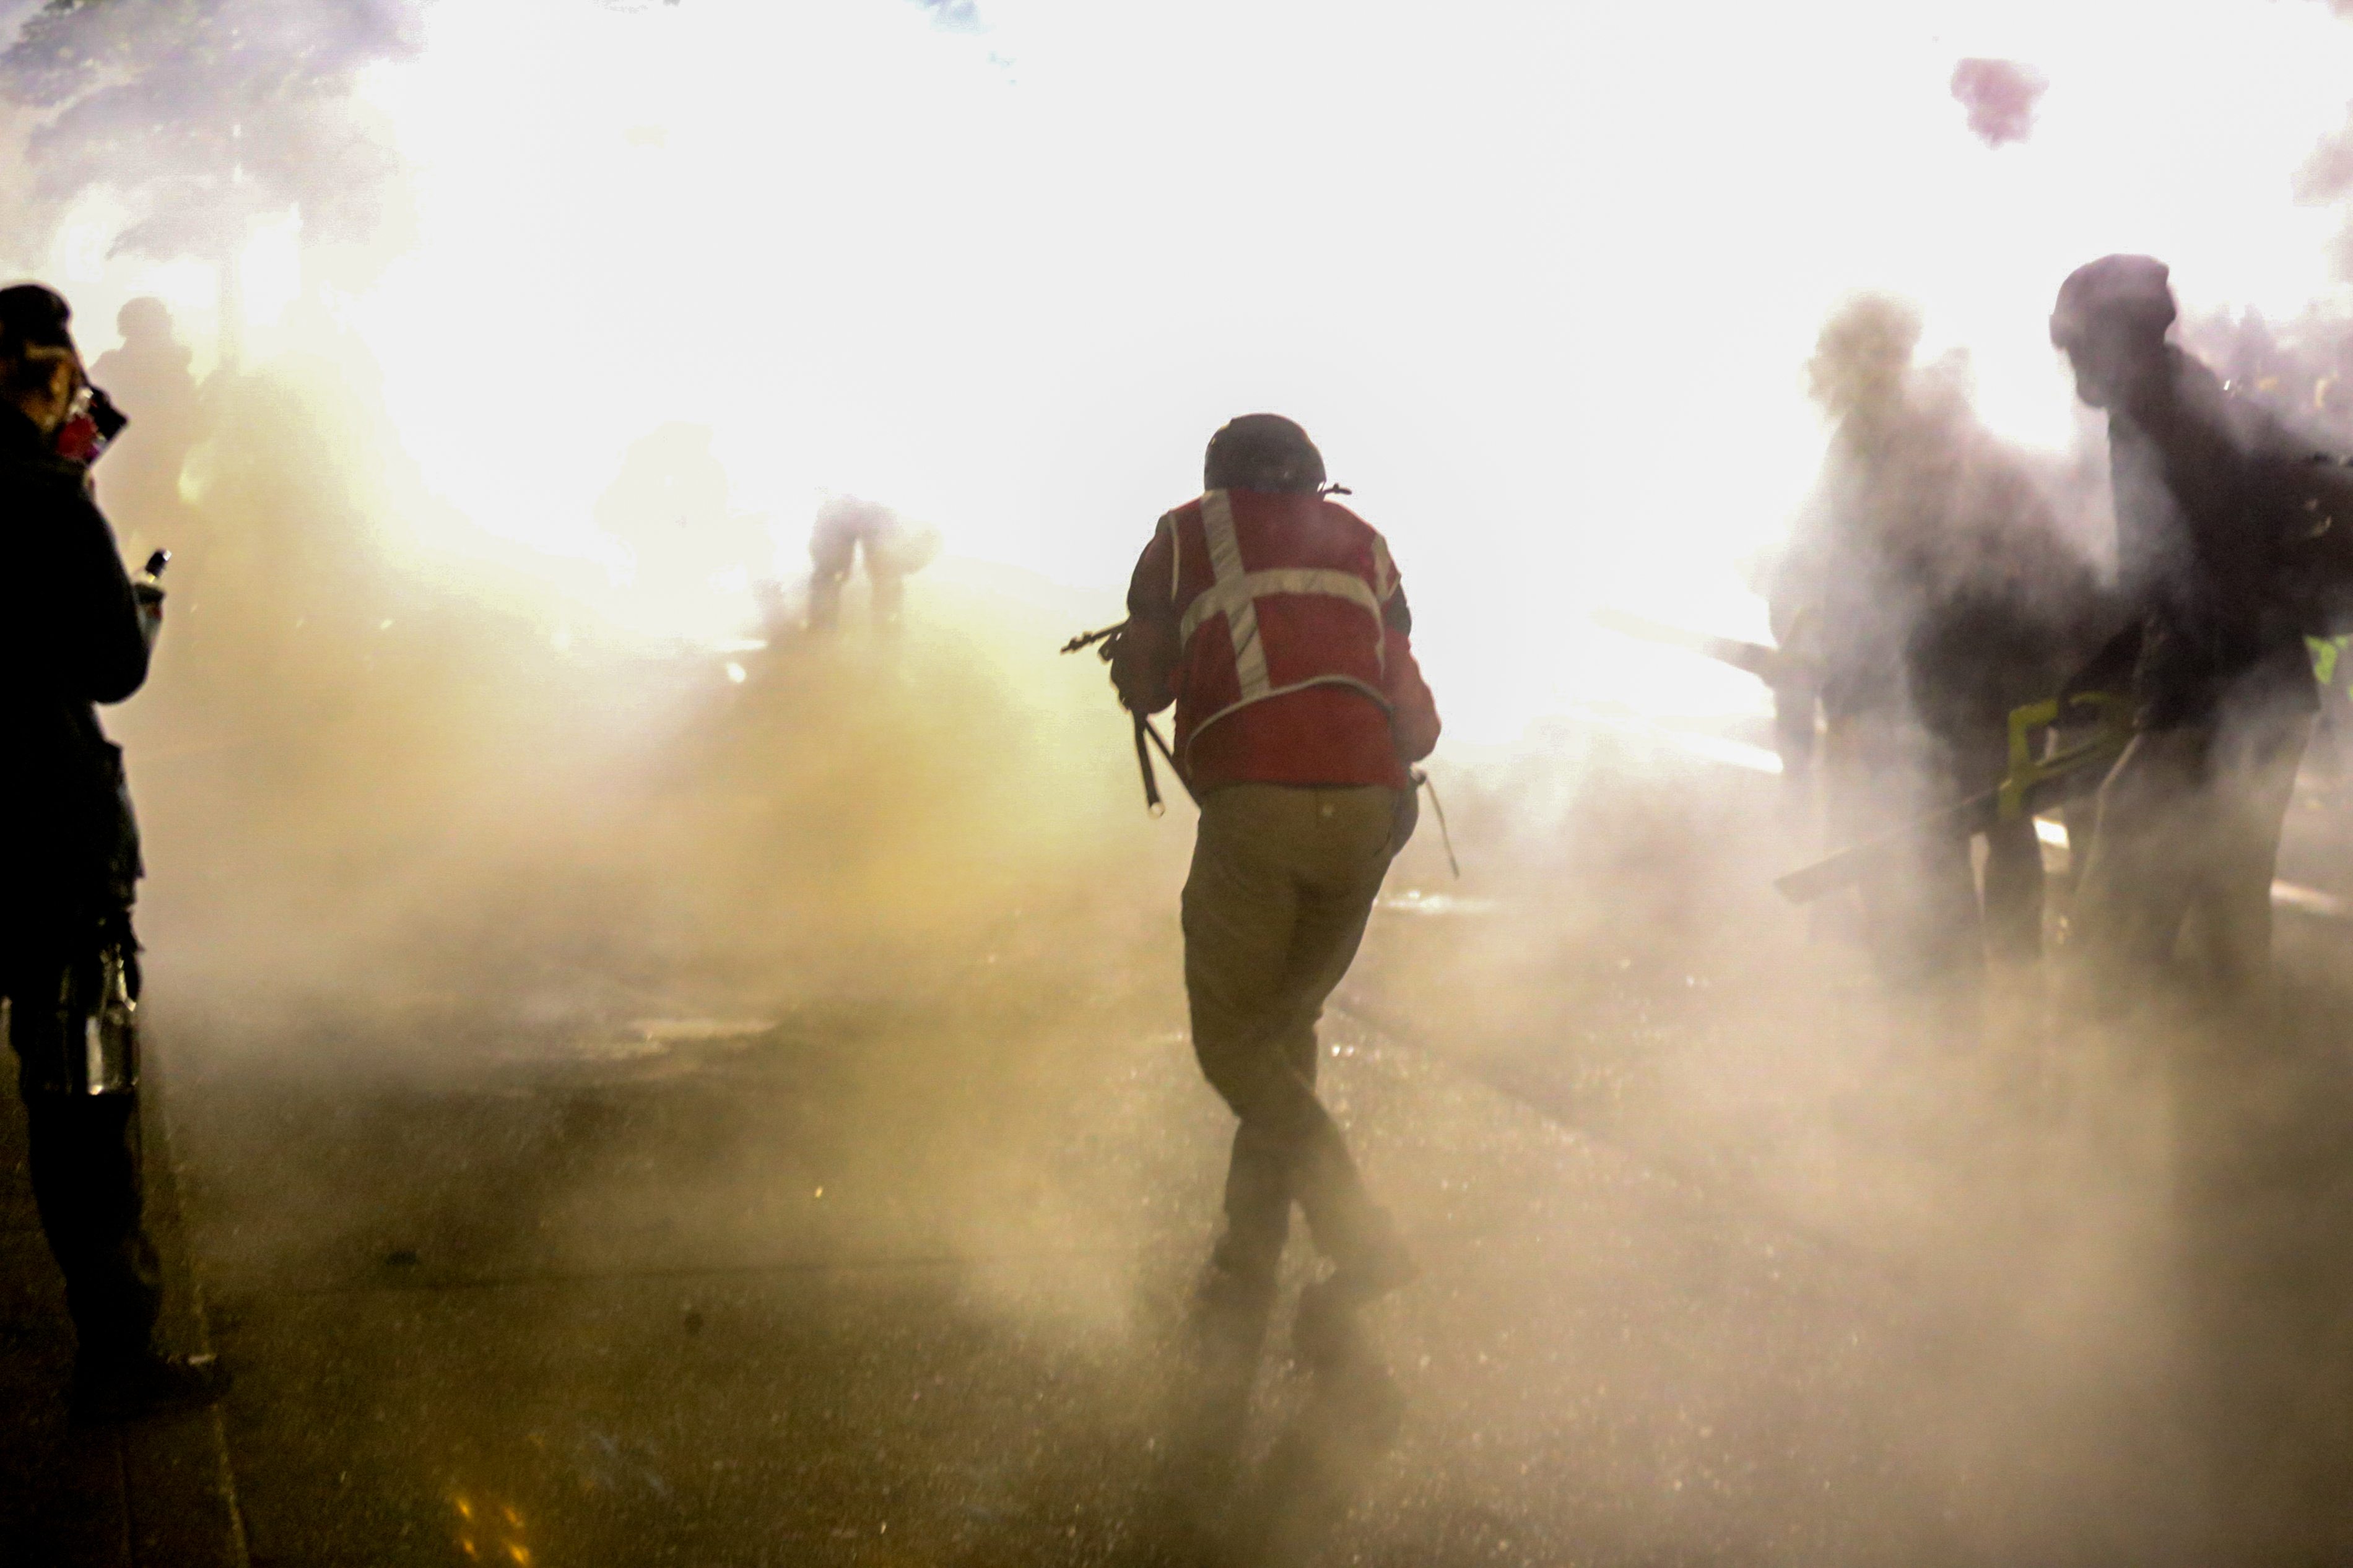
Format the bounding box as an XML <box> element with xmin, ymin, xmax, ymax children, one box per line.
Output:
<box><xmin>1181</xmin><ymin>782</ymin><xmax>1400</xmax><ymax>1288</ymax></box>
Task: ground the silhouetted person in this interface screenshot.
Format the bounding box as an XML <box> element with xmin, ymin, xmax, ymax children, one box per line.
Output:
<box><xmin>806</xmin><ymin>494</ymin><xmax>939</xmax><ymax>634</ymax></box>
<box><xmin>1110</xmin><ymin>415</ymin><xmax>1437</xmax><ymax>1540</ymax></box>
<box><xmin>0</xmin><ymin>283</ymin><xmax>224</xmax><ymax>1421</ymax></box>
<box><xmin>2052</xmin><ymin>256</ymin><xmax>2318</xmax><ymax>1006</ymax></box>
<box><xmin>1777</xmin><ymin>296</ymin><xmax>2101</xmax><ymax>990</ymax></box>
<box><xmin>87</xmin><ymin>297</ymin><xmax>202</xmax><ymax>542</ymax></box>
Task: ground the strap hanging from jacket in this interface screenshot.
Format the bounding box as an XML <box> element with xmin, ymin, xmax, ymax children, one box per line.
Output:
<box><xmin>1414</xmin><ymin>767</ymin><xmax>1461</xmax><ymax>878</ymax></box>
<box><xmin>1132</xmin><ymin>714</ymin><xmax>1162</xmax><ymax>816</ymax></box>
<box><xmin>1129</xmin><ymin>713</ymin><xmax>1196</xmax><ymax>816</ymax></box>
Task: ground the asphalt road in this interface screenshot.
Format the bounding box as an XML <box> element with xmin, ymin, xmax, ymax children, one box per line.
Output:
<box><xmin>102</xmin><ymin>711</ymin><xmax>2353</xmax><ymax>1566</ymax></box>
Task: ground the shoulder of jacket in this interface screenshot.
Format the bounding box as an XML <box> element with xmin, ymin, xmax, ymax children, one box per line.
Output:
<box><xmin>2</xmin><ymin>452</ymin><xmax>98</xmax><ymax>509</ymax></box>
<box><xmin>1</xmin><ymin>446</ymin><xmax>80</xmax><ymax>482</ymax></box>
<box><xmin>1321</xmin><ymin>502</ymin><xmax>1386</xmax><ymax>552</ymax></box>
<box><xmin>2171</xmin><ymin>355</ymin><xmax>2261</xmax><ymax>440</ymax></box>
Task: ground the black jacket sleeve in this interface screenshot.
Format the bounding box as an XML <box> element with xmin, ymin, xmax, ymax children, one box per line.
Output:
<box><xmin>46</xmin><ymin>469</ymin><xmax>152</xmax><ymax>705</ymax></box>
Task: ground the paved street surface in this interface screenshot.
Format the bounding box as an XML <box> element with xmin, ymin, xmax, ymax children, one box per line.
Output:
<box><xmin>11</xmin><ymin>622</ymin><xmax>2353</xmax><ymax>1566</ymax></box>
<box><xmin>1</xmin><ymin>1039</ymin><xmax>247</xmax><ymax>1567</ymax></box>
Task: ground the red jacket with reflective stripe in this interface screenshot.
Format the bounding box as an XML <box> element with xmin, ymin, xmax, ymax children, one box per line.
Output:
<box><xmin>1113</xmin><ymin>489</ymin><xmax>1440</xmax><ymax>793</ymax></box>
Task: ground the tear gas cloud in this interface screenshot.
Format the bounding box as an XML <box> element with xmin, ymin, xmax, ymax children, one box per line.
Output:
<box><xmin>12</xmin><ymin>0</ymin><xmax>2353</xmax><ymax>1559</ymax></box>
<box><xmin>32</xmin><ymin>0</ymin><xmax>2353</xmax><ymax>736</ymax></box>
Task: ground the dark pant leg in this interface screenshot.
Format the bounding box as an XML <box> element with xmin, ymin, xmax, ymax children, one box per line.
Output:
<box><xmin>2071</xmin><ymin>730</ymin><xmax>2206</xmax><ymax>1007</ymax></box>
<box><xmin>2185</xmin><ymin>706</ymin><xmax>2311</xmax><ymax>995</ymax></box>
<box><xmin>1184</xmin><ymin>786</ymin><xmax>1397</xmax><ymax>1285</ymax></box>
<box><xmin>1271</xmin><ymin>808</ymin><xmax>1395</xmax><ymax>1268</ymax></box>
<box><xmin>1185</xmin><ymin>790</ymin><xmax>1307</xmax><ymax>1286</ymax></box>
<box><xmin>8</xmin><ymin>968</ymin><xmax>160</xmax><ymax>1364</ymax></box>
<box><xmin>1908</xmin><ymin>815</ymin><xmax>1988</xmax><ymax>986</ymax></box>
<box><xmin>22</xmin><ymin>1091</ymin><xmax>160</xmax><ymax>1364</ymax></box>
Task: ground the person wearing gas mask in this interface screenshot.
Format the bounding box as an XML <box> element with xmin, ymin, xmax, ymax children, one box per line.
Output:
<box><xmin>2050</xmin><ymin>256</ymin><xmax>2321</xmax><ymax>1008</ymax></box>
<box><xmin>0</xmin><ymin>282</ymin><xmax>223</xmax><ymax>1421</ymax></box>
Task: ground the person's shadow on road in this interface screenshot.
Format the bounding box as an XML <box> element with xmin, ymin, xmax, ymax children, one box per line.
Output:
<box><xmin>1136</xmin><ymin>1285</ymin><xmax>1408</xmax><ymax>1568</ymax></box>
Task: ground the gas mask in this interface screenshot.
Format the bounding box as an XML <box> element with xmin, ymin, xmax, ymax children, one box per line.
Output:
<box><xmin>54</xmin><ymin>381</ymin><xmax>128</xmax><ymax>467</ymax></box>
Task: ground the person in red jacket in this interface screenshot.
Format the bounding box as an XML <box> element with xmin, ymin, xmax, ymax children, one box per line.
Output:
<box><xmin>1112</xmin><ymin>414</ymin><xmax>1438</xmax><ymax>1388</ymax></box>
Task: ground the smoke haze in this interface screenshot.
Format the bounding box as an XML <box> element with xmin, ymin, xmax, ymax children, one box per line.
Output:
<box><xmin>9</xmin><ymin>0</ymin><xmax>2353</xmax><ymax>1561</ymax></box>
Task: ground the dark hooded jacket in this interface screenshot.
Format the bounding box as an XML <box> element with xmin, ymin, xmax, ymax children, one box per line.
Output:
<box><xmin>2110</xmin><ymin>349</ymin><xmax>2321</xmax><ymax>730</ymax></box>
<box><xmin>0</xmin><ymin>403</ymin><xmax>150</xmax><ymax>953</ymax></box>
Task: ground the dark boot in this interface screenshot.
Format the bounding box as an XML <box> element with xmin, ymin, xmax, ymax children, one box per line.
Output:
<box><xmin>72</xmin><ymin>1349</ymin><xmax>230</xmax><ymax>1424</ymax></box>
<box><xmin>1291</xmin><ymin>1210</ymin><xmax>1416</xmax><ymax>1374</ymax></box>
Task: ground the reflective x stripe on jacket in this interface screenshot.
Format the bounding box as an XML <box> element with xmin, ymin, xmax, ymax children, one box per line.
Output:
<box><xmin>1178</xmin><ymin>495</ymin><xmax>1389</xmax><ymax>692</ymax></box>
<box><xmin>1164</xmin><ymin>489</ymin><xmax>1396</xmax><ymax>765</ymax></box>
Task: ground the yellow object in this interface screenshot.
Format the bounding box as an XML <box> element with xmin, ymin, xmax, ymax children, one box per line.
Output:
<box><xmin>1998</xmin><ymin>691</ymin><xmax>2133</xmax><ymax>822</ymax></box>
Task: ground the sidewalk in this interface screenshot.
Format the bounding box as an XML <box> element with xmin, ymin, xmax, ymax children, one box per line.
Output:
<box><xmin>0</xmin><ymin>1037</ymin><xmax>247</xmax><ymax>1568</ymax></box>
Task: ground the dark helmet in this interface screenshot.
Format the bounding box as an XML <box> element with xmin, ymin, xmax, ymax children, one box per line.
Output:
<box><xmin>1204</xmin><ymin>413</ymin><xmax>1326</xmax><ymax>495</ymax></box>
<box><xmin>2050</xmin><ymin>254</ymin><xmax>2175</xmax><ymax>351</ymax></box>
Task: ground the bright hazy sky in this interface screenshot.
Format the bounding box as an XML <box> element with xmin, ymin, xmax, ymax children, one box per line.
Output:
<box><xmin>24</xmin><ymin>0</ymin><xmax>2353</xmax><ymax>735</ymax></box>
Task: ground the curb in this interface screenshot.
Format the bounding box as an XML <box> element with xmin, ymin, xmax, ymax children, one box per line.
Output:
<box><xmin>124</xmin><ymin>1028</ymin><xmax>250</xmax><ymax>1567</ymax></box>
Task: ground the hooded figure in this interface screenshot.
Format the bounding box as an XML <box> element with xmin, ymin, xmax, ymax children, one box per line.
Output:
<box><xmin>2051</xmin><ymin>255</ymin><xmax>2322</xmax><ymax>1002</ymax></box>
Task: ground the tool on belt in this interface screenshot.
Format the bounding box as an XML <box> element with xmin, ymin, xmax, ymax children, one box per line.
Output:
<box><xmin>1410</xmin><ymin>767</ymin><xmax>1461</xmax><ymax>878</ymax></box>
<box><xmin>67</xmin><ymin>939</ymin><xmax>140</xmax><ymax>1096</ymax></box>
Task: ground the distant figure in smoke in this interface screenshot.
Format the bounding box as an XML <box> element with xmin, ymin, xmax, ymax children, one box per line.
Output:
<box><xmin>1775</xmin><ymin>295</ymin><xmax>2102</xmax><ymax>988</ymax></box>
<box><xmin>806</xmin><ymin>493</ymin><xmax>940</xmax><ymax>635</ymax></box>
<box><xmin>2052</xmin><ymin>256</ymin><xmax>2321</xmax><ymax>1005</ymax></box>
<box><xmin>87</xmin><ymin>297</ymin><xmax>202</xmax><ymax>540</ymax></box>
<box><xmin>1110</xmin><ymin>415</ymin><xmax>1438</xmax><ymax>1525</ymax></box>
<box><xmin>0</xmin><ymin>284</ymin><xmax>224</xmax><ymax>1421</ymax></box>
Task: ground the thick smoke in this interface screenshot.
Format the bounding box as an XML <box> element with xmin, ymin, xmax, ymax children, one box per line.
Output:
<box><xmin>11</xmin><ymin>4</ymin><xmax>2353</xmax><ymax>1564</ymax></box>
<box><xmin>2293</xmin><ymin>2</ymin><xmax>2353</xmax><ymax>282</ymax></box>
